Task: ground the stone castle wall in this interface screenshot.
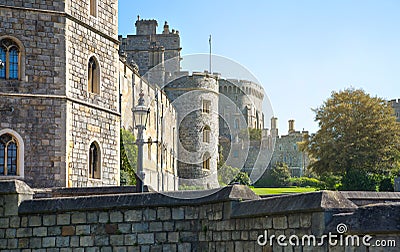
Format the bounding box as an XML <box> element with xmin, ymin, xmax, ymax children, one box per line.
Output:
<box><xmin>0</xmin><ymin>1</ymin><xmax>120</xmax><ymax>187</ymax></box>
<box><xmin>64</xmin><ymin>0</ymin><xmax>120</xmax><ymax>187</ymax></box>
<box><xmin>119</xmin><ymin>58</ymin><xmax>178</xmax><ymax>191</ymax></box>
<box><xmin>1</xmin><ymin>180</ymin><xmax>400</xmax><ymax>251</ymax></box>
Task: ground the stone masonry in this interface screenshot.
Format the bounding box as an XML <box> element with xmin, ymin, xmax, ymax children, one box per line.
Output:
<box><xmin>0</xmin><ymin>1</ymin><xmax>120</xmax><ymax>187</ymax></box>
<box><xmin>164</xmin><ymin>73</ymin><xmax>220</xmax><ymax>189</ymax></box>
<box><xmin>1</xmin><ymin>180</ymin><xmax>400</xmax><ymax>251</ymax></box>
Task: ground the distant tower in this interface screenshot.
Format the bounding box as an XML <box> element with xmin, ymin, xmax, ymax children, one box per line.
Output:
<box><xmin>164</xmin><ymin>73</ymin><xmax>220</xmax><ymax>189</ymax></box>
<box><xmin>390</xmin><ymin>99</ymin><xmax>400</xmax><ymax>122</ymax></box>
<box><xmin>119</xmin><ymin>18</ymin><xmax>181</xmax><ymax>82</ymax></box>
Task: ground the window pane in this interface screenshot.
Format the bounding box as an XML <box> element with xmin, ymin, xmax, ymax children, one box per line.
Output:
<box><xmin>7</xmin><ymin>142</ymin><xmax>17</xmax><ymax>175</ymax></box>
<box><xmin>0</xmin><ymin>143</ymin><xmax>4</xmax><ymax>175</ymax></box>
<box><xmin>0</xmin><ymin>47</ymin><xmax>5</xmax><ymax>79</ymax></box>
<box><xmin>9</xmin><ymin>48</ymin><xmax>18</xmax><ymax>79</ymax></box>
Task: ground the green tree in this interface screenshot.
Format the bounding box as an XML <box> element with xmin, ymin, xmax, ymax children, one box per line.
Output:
<box><xmin>232</xmin><ymin>171</ymin><xmax>251</xmax><ymax>186</ymax></box>
<box><xmin>239</xmin><ymin>128</ymin><xmax>262</xmax><ymax>141</ymax></box>
<box><xmin>120</xmin><ymin>128</ymin><xmax>138</xmax><ymax>185</ymax></box>
<box><xmin>255</xmin><ymin>162</ymin><xmax>291</xmax><ymax>187</ymax></box>
<box><xmin>300</xmin><ymin>88</ymin><xmax>400</xmax><ymax>190</ymax></box>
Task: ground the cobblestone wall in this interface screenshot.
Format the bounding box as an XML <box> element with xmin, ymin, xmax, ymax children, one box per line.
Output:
<box><xmin>1</xmin><ymin>180</ymin><xmax>400</xmax><ymax>252</ymax></box>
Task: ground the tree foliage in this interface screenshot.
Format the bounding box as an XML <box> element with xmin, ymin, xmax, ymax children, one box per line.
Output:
<box><xmin>120</xmin><ymin>128</ymin><xmax>138</xmax><ymax>185</ymax></box>
<box><xmin>255</xmin><ymin>162</ymin><xmax>291</xmax><ymax>187</ymax></box>
<box><xmin>300</xmin><ymin>88</ymin><xmax>400</xmax><ymax>190</ymax></box>
<box><xmin>239</xmin><ymin>128</ymin><xmax>262</xmax><ymax>141</ymax></box>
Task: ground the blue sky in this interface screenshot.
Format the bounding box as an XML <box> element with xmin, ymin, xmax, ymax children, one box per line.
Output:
<box><xmin>118</xmin><ymin>0</ymin><xmax>400</xmax><ymax>134</ymax></box>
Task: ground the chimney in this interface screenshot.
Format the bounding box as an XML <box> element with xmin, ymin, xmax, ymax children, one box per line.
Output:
<box><xmin>271</xmin><ymin>117</ymin><xmax>278</xmax><ymax>136</ymax></box>
<box><xmin>288</xmin><ymin>120</ymin><xmax>295</xmax><ymax>134</ymax></box>
<box><xmin>163</xmin><ymin>21</ymin><xmax>170</xmax><ymax>34</ymax></box>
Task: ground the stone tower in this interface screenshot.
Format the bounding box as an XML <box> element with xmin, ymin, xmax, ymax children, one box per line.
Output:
<box><xmin>119</xmin><ymin>18</ymin><xmax>181</xmax><ymax>83</ymax></box>
<box><xmin>164</xmin><ymin>73</ymin><xmax>220</xmax><ymax>189</ymax></box>
<box><xmin>0</xmin><ymin>0</ymin><xmax>120</xmax><ymax>187</ymax></box>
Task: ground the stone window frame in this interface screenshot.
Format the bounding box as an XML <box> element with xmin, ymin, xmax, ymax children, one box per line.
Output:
<box><xmin>202</xmin><ymin>152</ymin><xmax>211</xmax><ymax>170</ymax></box>
<box><xmin>88</xmin><ymin>141</ymin><xmax>101</xmax><ymax>180</ymax></box>
<box><xmin>87</xmin><ymin>55</ymin><xmax>101</xmax><ymax>95</ymax></box>
<box><xmin>0</xmin><ymin>36</ymin><xmax>25</xmax><ymax>81</ymax></box>
<box><xmin>89</xmin><ymin>0</ymin><xmax>98</xmax><ymax>18</ymax></box>
<box><xmin>202</xmin><ymin>125</ymin><xmax>211</xmax><ymax>143</ymax></box>
<box><xmin>202</xmin><ymin>99</ymin><xmax>211</xmax><ymax>114</ymax></box>
<box><xmin>0</xmin><ymin>129</ymin><xmax>24</xmax><ymax>179</ymax></box>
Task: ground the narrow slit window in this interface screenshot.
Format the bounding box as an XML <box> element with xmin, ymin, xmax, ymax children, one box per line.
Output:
<box><xmin>90</xmin><ymin>0</ymin><xmax>97</xmax><ymax>17</ymax></box>
<box><xmin>88</xmin><ymin>56</ymin><xmax>100</xmax><ymax>94</ymax></box>
<box><xmin>89</xmin><ymin>142</ymin><xmax>101</xmax><ymax>179</ymax></box>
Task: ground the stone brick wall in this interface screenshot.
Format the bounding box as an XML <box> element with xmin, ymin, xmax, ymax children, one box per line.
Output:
<box><xmin>1</xmin><ymin>180</ymin><xmax>400</xmax><ymax>252</ymax></box>
<box><xmin>64</xmin><ymin>0</ymin><xmax>120</xmax><ymax>187</ymax></box>
<box><xmin>0</xmin><ymin>3</ymin><xmax>68</xmax><ymax>187</ymax></box>
<box><xmin>0</xmin><ymin>0</ymin><xmax>65</xmax><ymax>11</ymax></box>
<box><xmin>0</xmin><ymin>1</ymin><xmax>120</xmax><ymax>187</ymax></box>
<box><xmin>66</xmin><ymin>0</ymin><xmax>118</xmax><ymax>39</ymax></box>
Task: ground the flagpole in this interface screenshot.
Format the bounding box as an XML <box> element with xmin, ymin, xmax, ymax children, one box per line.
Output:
<box><xmin>209</xmin><ymin>34</ymin><xmax>212</xmax><ymax>74</ymax></box>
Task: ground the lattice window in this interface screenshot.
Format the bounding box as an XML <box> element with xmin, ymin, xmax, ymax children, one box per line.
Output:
<box><xmin>202</xmin><ymin>100</ymin><xmax>211</xmax><ymax>114</ymax></box>
<box><xmin>203</xmin><ymin>125</ymin><xmax>211</xmax><ymax>143</ymax></box>
<box><xmin>0</xmin><ymin>134</ymin><xmax>18</xmax><ymax>176</ymax></box>
<box><xmin>0</xmin><ymin>38</ymin><xmax>20</xmax><ymax>80</ymax></box>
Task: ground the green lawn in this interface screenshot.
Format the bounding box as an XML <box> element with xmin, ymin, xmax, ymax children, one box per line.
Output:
<box><xmin>250</xmin><ymin>187</ymin><xmax>317</xmax><ymax>195</ymax></box>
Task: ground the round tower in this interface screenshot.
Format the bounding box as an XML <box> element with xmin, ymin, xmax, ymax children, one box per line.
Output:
<box><xmin>164</xmin><ymin>72</ymin><xmax>219</xmax><ymax>189</ymax></box>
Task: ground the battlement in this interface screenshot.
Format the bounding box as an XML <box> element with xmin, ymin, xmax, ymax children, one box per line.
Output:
<box><xmin>135</xmin><ymin>17</ymin><xmax>180</xmax><ymax>36</ymax></box>
<box><xmin>390</xmin><ymin>99</ymin><xmax>400</xmax><ymax>105</ymax></box>
<box><xmin>135</xmin><ymin>17</ymin><xmax>158</xmax><ymax>35</ymax></box>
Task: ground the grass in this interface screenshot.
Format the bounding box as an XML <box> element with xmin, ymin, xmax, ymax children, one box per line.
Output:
<box><xmin>250</xmin><ymin>187</ymin><xmax>317</xmax><ymax>195</ymax></box>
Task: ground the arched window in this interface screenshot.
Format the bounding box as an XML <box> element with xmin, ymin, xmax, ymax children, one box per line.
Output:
<box><xmin>88</xmin><ymin>56</ymin><xmax>100</xmax><ymax>94</ymax></box>
<box><xmin>202</xmin><ymin>152</ymin><xmax>210</xmax><ymax>170</ymax></box>
<box><xmin>0</xmin><ymin>38</ymin><xmax>21</xmax><ymax>80</ymax></box>
<box><xmin>89</xmin><ymin>142</ymin><xmax>101</xmax><ymax>179</ymax></box>
<box><xmin>0</xmin><ymin>133</ymin><xmax>19</xmax><ymax>176</ymax></box>
<box><xmin>203</xmin><ymin>125</ymin><xmax>211</xmax><ymax>143</ymax></box>
<box><xmin>90</xmin><ymin>0</ymin><xmax>97</xmax><ymax>17</ymax></box>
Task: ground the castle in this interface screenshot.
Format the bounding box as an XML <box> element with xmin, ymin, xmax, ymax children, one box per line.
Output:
<box><xmin>0</xmin><ymin>1</ymin><xmax>310</xmax><ymax>190</ymax></box>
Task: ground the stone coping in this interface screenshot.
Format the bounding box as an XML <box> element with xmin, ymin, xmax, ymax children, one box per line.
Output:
<box><xmin>19</xmin><ymin>185</ymin><xmax>259</xmax><ymax>215</ymax></box>
<box><xmin>340</xmin><ymin>191</ymin><xmax>400</xmax><ymax>206</ymax></box>
<box><xmin>326</xmin><ymin>202</ymin><xmax>400</xmax><ymax>234</ymax></box>
<box><xmin>231</xmin><ymin>191</ymin><xmax>358</xmax><ymax>218</ymax></box>
<box><xmin>341</xmin><ymin>191</ymin><xmax>400</xmax><ymax>199</ymax></box>
<box><xmin>0</xmin><ymin>179</ymin><xmax>34</xmax><ymax>195</ymax></box>
<box><xmin>33</xmin><ymin>185</ymin><xmax>151</xmax><ymax>198</ymax></box>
